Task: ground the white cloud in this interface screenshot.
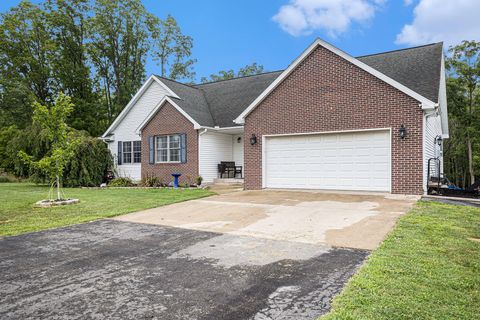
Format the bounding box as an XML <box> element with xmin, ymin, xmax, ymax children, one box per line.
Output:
<box><xmin>396</xmin><ymin>0</ymin><xmax>480</xmax><ymax>46</ymax></box>
<box><xmin>272</xmin><ymin>0</ymin><xmax>385</xmax><ymax>37</ymax></box>
<box><xmin>404</xmin><ymin>0</ymin><xmax>413</xmax><ymax>5</ymax></box>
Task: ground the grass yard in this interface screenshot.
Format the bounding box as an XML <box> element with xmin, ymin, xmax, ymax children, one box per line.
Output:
<box><xmin>322</xmin><ymin>201</ymin><xmax>480</xmax><ymax>320</ymax></box>
<box><xmin>0</xmin><ymin>183</ymin><xmax>214</xmax><ymax>237</ymax></box>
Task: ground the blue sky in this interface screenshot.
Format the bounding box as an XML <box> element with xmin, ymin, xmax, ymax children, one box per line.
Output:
<box><xmin>1</xmin><ymin>0</ymin><xmax>479</xmax><ymax>82</ymax></box>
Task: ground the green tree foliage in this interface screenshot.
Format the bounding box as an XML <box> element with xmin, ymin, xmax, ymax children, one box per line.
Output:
<box><xmin>45</xmin><ymin>0</ymin><xmax>103</xmax><ymax>135</ymax></box>
<box><xmin>18</xmin><ymin>94</ymin><xmax>80</xmax><ymax>199</ymax></box>
<box><xmin>444</xmin><ymin>41</ymin><xmax>480</xmax><ymax>187</ymax></box>
<box><xmin>152</xmin><ymin>15</ymin><xmax>196</xmax><ymax>81</ymax></box>
<box><xmin>87</xmin><ymin>0</ymin><xmax>154</xmax><ymax>123</ymax></box>
<box><xmin>0</xmin><ymin>1</ymin><xmax>54</xmax><ymax>128</ymax></box>
<box><xmin>63</xmin><ymin>136</ymin><xmax>112</xmax><ymax>187</ymax></box>
<box><xmin>201</xmin><ymin>62</ymin><xmax>265</xmax><ymax>83</ymax></box>
<box><xmin>0</xmin><ymin>0</ymin><xmax>195</xmax><ymax>136</ymax></box>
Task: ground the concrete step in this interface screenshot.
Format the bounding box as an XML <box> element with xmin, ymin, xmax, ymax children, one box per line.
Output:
<box><xmin>213</xmin><ymin>178</ymin><xmax>244</xmax><ymax>185</ymax></box>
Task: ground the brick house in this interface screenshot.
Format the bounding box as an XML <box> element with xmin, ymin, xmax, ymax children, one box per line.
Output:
<box><xmin>101</xmin><ymin>38</ymin><xmax>448</xmax><ymax>195</ymax></box>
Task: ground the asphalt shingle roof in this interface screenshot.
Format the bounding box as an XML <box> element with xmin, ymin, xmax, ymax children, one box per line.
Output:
<box><xmin>155</xmin><ymin>77</ymin><xmax>215</xmax><ymax>127</ymax></box>
<box><xmin>193</xmin><ymin>71</ymin><xmax>283</xmax><ymax>127</ymax></box>
<box><xmin>357</xmin><ymin>42</ymin><xmax>443</xmax><ymax>102</ymax></box>
<box><xmin>157</xmin><ymin>42</ymin><xmax>443</xmax><ymax>128</ymax></box>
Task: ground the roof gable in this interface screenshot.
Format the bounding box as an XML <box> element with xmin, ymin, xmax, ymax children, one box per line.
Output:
<box><xmin>136</xmin><ymin>96</ymin><xmax>201</xmax><ymax>134</ymax></box>
<box><xmin>234</xmin><ymin>38</ymin><xmax>439</xmax><ymax>124</ymax></box>
<box><xmin>101</xmin><ymin>75</ymin><xmax>179</xmax><ymax>138</ymax></box>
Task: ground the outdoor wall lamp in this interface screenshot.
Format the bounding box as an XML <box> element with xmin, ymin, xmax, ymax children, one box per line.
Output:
<box><xmin>435</xmin><ymin>135</ymin><xmax>443</xmax><ymax>146</ymax></box>
<box><xmin>399</xmin><ymin>124</ymin><xmax>407</xmax><ymax>139</ymax></box>
<box><xmin>250</xmin><ymin>134</ymin><xmax>257</xmax><ymax>145</ymax></box>
<box><xmin>237</xmin><ymin>137</ymin><xmax>242</xmax><ymax>143</ymax></box>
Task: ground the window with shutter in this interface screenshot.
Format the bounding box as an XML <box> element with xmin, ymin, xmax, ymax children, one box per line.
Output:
<box><xmin>154</xmin><ymin>134</ymin><xmax>185</xmax><ymax>163</ymax></box>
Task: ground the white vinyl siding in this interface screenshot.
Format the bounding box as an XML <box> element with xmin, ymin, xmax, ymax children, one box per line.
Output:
<box><xmin>264</xmin><ymin>130</ymin><xmax>391</xmax><ymax>191</ymax></box>
<box><xmin>232</xmin><ymin>134</ymin><xmax>244</xmax><ymax>169</ymax></box>
<box><xmin>107</xmin><ymin>81</ymin><xmax>170</xmax><ymax>181</ymax></box>
<box><xmin>199</xmin><ymin>132</ymin><xmax>234</xmax><ymax>183</ymax></box>
<box><xmin>423</xmin><ymin>113</ymin><xmax>443</xmax><ymax>188</ymax></box>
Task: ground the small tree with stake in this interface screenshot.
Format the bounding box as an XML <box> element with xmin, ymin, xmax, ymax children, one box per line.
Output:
<box><xmin>19</xmin><ymin>94</ymin><xmax>80</xmax><ymax>201</ymax></box>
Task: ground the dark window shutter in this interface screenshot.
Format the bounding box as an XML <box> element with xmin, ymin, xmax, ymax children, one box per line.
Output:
<box><xmin>148</xmin><ymin>136</ymin><xmax>155</xmax><ymax>164</ymax></box>
<box><xmin>180</xmin><ymin>134</ymin><xmax>187</xmax><ymax>163</ymax></box>
<box><xmin>117</xmin><ymin>141</ymin><xmax>122</xmax><ymax>165</ymax></box>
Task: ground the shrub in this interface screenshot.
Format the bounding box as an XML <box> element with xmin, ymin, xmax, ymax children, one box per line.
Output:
<box><xmin>0</xmin><ymin>176</ymin><xmax>12</xmax><ymax>183</ymax></box>
<box><xmin>63</xmin><ymin>136</ymin><xmax>113</xmax><ymax>187</ymax></box>
<box><xmin>0</xmin><ymin>126</ymin><xmax>112</xmax><ymax>187</ymax></box>
<box><xmin>196</xmin><ymin>176</ymin><xmax>203</xmax><ymax>186</ymax></box>
<box><xmin>140</xmin><ymin>175</ymin><xmax>164</xmax><ymax>187</ymax></box>
<box><xmin>109</xmin><ymin>177</ymin><xmax>134</xmax><ymax>187</ymax></box>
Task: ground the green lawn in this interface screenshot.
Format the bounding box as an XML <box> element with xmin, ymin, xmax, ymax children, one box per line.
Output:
<box><xmin>322</xmin><ymin>201</ymin><xmax>480</xmax><ymax>320</ymax></box>
<box><xmin>0</xmin><ymin>183</ymin><xmax>214</xmax><ymax>237</ymax></box>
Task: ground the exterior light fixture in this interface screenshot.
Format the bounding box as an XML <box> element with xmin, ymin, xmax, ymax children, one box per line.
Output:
<box><xmin>399</xmin><ymin>124</ymin><xmax>406</xmax><ymax>139</ymax></box>
<box><xmin>250</xmin><ymin>134</ymin><xmax>257</xmax><ymax>145</ymax></box>
<box><xmin>237</xmin><ymin>137</ymin><xmax>242</xmax><ymax>143</ymax></box>
<box><xmin>435</xmin><ymin>135</ymin><xmax>443</xmax><ymax>146</ymax></box>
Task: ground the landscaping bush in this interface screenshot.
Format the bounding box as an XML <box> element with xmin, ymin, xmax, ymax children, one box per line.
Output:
<box><xmin>63</xmin><ymin>136</ymin><xmax>113</xmax><ymax>187</ymax></box>
<box><xmin>139</xmin><ymin>175</ymin><xmax>164</xmax><ymax>187</ymax></box>
<box><xmin>0</xmin><ymin>126</ymin><xmax>112</xmax><ymax>187</ymax></box>
<box><xmin>0</xmin><ymin>125</ymin><xmax>50</xmax><ymax>179</ymax></box>
<box><xmin>0</xmin><ymin>176</ymin><xmax>12</xmax><ymax>183</ymax></box>
<box><xmin>109</xmin><ymin>177</ymin><xmax>134</xmax><ymax>187</ymax></box>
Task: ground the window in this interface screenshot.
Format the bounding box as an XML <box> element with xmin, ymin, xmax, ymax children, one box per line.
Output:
<box><xmin>119</xmin><ymin>141</ymin><xmax>141</xmax><ymax>164</ymax></box>
<box><xmin>156</xmin><ymin>134</ymin><xmax>181</xmax><ymax>163</ymax></box>
<box><xmin>122</xmin><ymin>141</ymin><xmax>132</xmax><ymax>164</ymax></box>
<box><xmin>133</xmin><ymin>141</ymin><xmax>142</xmax><ymax>163</ymax></box>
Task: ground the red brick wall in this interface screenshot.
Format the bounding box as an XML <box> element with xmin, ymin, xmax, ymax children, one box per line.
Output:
<box><xmin>141</xmin><ymin>101</ymin><xmax>199</xmax><ymax>185</ymax></box>
<box><xmin>244</xmin><ymin>45</ymin><xmax>424</xmax><ymax>194</ymax></box>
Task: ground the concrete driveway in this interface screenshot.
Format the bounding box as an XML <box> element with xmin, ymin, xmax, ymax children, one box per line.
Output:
<box><xmin>115</xmin><ymin>189</ymin><xmax>418</xmax><ymax>250</ymax></box>
<box><xmin>0</xmin><ymin>190</ymin><xmax>417</xmax><ymax>319</ymax></box>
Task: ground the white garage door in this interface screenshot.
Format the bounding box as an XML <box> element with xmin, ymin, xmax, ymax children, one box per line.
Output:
<box><xmin>264</xmin><ymin>130</ymin><xmax>391</xmax><ymax>191</ymax></box>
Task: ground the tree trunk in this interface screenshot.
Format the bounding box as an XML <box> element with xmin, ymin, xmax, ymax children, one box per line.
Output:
<box><xmin>467</xmin><ymin>135</ymin><xmax>475</xmax><ymax>186</ymax></box>
<box><xmin>56</xmin><ymin>175</ymin><xmax>61</xmax><ymax>201</ymax></box>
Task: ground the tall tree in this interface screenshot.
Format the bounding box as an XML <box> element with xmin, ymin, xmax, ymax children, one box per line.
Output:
<box><xmin>152</xmin><ymin>14</ymin><xmax>196</xmax><ymax>81</ymax></box>
<box><xmin>201</xmin><ymin>62</ymin><xmax>265</xmax><ymax>83</ymax></box>
<box><xmin>445</xmin><ymin>41</ymin><xmax>480</xmax><ymax>186</ymax></box>
<box><xmin>87</xmin><ymin>0</ymin><xmax>154</xmax><ymax>122</ymax></box>
<box><xmin>0</xmin><ymin>0</ymin><xmax>196</xmax><ymax>137</ymax></box>
<box><xmin>44</xmin><ymin>0</ymin><xmax>105</xmax><ymax>135</ymax></box>
<box><xmin>0</xmin><ymin>1</ymin><xmax>55</xmax><ymax>106</ymax></box>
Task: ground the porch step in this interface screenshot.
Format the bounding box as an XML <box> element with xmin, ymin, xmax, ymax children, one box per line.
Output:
<box><xmin>213</xmin><ymin>178</ymin><xmax>244</xmax><ymax>185</ymax></box>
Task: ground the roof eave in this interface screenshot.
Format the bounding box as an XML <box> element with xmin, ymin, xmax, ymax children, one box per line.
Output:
<box><xmin>235</xmin><ymin>38</ymin><xmax>439</xmax><ymax>124</ymax></box>
<box><xmin>135</xmin><ymin>96</ymin><xmax>202</xmax><ymax>135</ymax></box>
<box><xmin>101</xmin><ymin>75</ymin><xmax>180</xmax><ymax>138</ymax></box>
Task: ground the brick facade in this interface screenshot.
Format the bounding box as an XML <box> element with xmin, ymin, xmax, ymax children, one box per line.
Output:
<box><xmin>141</xmin><ymin>102</ymin><xmax>199</xmax><ymax>185</ymax></box>
<box><xmin>244</xmin><ymin>46</ymin><xmax>424</xmax><ymax>194</ymax></box>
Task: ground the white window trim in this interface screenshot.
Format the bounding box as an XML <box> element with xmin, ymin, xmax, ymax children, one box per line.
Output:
<box><xmin>122</xmin><ymin>141</ymin><xmax>132</xmax><ymax>164</ymax></box>
<box><xmin>155</xmin><ymin>134</ymin><xmax>181</xmax><ymax>164</ymax></box>
<box><xmin>121</xmin><ymin>141</ymin><xmax>142</xmax><ymax>165</ymax></box>
<box><xmin>132</xmin><ymin>141</ymin><xmax>142</xmax><ymax>164</ymax></box>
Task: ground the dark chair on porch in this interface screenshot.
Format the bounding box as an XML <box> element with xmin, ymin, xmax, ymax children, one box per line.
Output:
<box><xmin>218</xmin><ymin>161</ymin><xmax>243</xmax><ymax>178</ymax></box>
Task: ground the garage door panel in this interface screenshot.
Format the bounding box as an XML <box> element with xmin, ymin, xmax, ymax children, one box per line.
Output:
<box><xmin>265</xmin><ymin>130</ymin><xmax>391</xmax><ymax>191</ymax></box>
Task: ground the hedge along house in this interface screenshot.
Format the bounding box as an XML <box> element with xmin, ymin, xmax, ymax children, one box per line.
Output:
<box><xmin>101</xmin><ymin>38</ymin><xmax>448</xmax><ymax>194</ymax></box>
